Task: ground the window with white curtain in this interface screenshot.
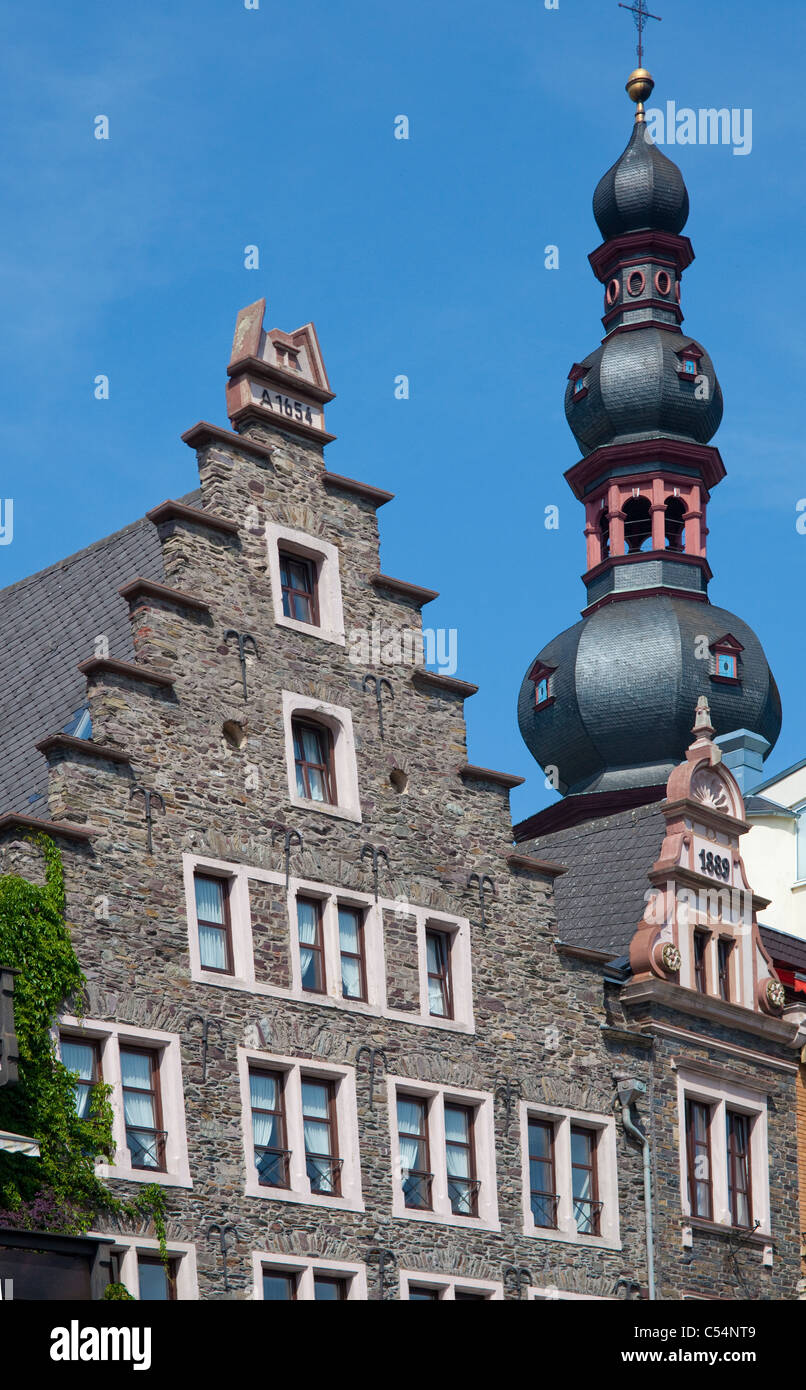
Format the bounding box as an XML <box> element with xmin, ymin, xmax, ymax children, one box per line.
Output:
<box><xmin>241</xmin><ymin>1049</ymin><xmax>362</xmax><ymax>1212</ymax></box>
<box><xmin>389</xmin><ymin>1078</ymin><xmax>499</xmax><ymax>1230</ymax></box>
<box><xmin>58</xmin><ymin>1019</ymin><xmax>192</xmax><ymax>1189</ymax></box>
<box><xmin>193</xmin><ymin>874</ymin><xmax>232</xmax><ymax>973</ymax></box>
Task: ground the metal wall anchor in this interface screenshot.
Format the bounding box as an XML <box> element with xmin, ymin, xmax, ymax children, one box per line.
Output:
<box><xmin>494</xmin><ymin>1077</ymin><xmax>523</xmax><ymax>1136</ymax></box>
<box><xmin>503</xmin><ymin>1264</ymin><xmax>532</xmax><ymax>1300</ymax></box>
<box><xmin>356</xmin><ymin>1046</ymin><xmax>389</xmax><ymax>1110</ymax></box>
<box><xmin>130</xmin><ymin>786</ymin><xmax>165</xmax><ymax>855</ymax></box>
<box><xmin>271</xmin><ymin>824</ymin><xmax>303</xmax><ymax>888</ymax></box>
<box><xmin>362</xmin><ymin>674</ymin><xmax>393</xmax><ymax>740</ymax></box>
<box><xmin>468</xmin><ymin>871</ymin><xmax>495</xmax><ymax>930</ymax></box>
<box><xmin>224</xmin><ymin>629</ymin><xmax>259</xmax><ymax>700</ymax></box>
<box><xmin>360</xmin><ymin>843</ymin><xmax>390</xmax><ymax>902</ymax></box>
<box><xmin>367</xmin><ymin>1245</ymin><xmax>397</xmax><ymax>1301</ymax></box>
<box><xmin>188</xmin><ymin>1015</ymin><xmax>223</xmax><ymax>1084</ymax></box>
<box><xmin>208</xmin><ymin>1223</ymin><xmax>238</xmax><ymax>1294</ymax></box>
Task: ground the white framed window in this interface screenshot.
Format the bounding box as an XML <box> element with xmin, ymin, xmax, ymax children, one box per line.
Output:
<box><xmin>58</xmin><ymin>1018</ymin><xmax>192</xmax><ymax>1189</ymax></box>
<box><xmin>96</xmin><ymin>1235</ymin><xmax>198</xmax><ymax>1301</ymax></box>
<box><xmin>253</xmin><ymin>1252</ymin><xmax>367</xmax><ymax>1300</ymax></box>
<box><xmin>519</xmin><ymin>1100</ymin><xmax>620</xmax><ymax>1250</ymax></box>
<box><xmin>388</xmin><ymin>1077</ymin><xmax>499</xmax><ymax>1231</ymax></box>
<box><xmin>399</xmin><ymin>1270</ymin><xmax>503</xmax><ymax>1300</ymax></box>
<box><xmin>266</xmin><ymin>522</ymin><xmax>345</xmax><ymax>645</ymax></box>
<box><xmin>183</xmin><ymin>854</ymin><xmax>475</xmax><ymax>1032</ymax></box>
<box><xmin>238</xmin><ymin>1046</ymin><xmax>363</xmax><ymax>1212</ymax></box>
<box><xmin>282</xmin><ymin>690</ymin><xmax>361</xmax><ymax>822</ymax></box>
<box><xmin>677</xmin><ymin>1068</ymin><xmax>770</xmax><ymax>1235</ymax></box>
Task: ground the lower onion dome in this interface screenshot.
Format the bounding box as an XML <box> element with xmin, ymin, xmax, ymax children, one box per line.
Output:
<box><xmin>517</xmin><ymin>594</ymin><xmax>781</xmax><ymax>796</ymax></box>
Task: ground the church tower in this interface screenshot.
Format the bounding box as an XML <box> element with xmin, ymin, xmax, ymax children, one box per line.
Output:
<box><xmin>517</xmin><ymin>69</ymin><xmax>781</xmax><ymax>815</ymax></box>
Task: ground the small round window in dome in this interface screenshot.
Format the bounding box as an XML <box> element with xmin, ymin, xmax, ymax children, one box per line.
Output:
<box><xmin>654</xmin><ymin>269</ymin><xmax>671</xmax><ymax>296</ymax></box>
<box><xmin>605</xmin><ymin>278</ymin><xmax>621</xmax><ymax>307</ymax></box>
<box><xmin>627</xmin><ymin>270</ymin><xmax>646</xmax><ymax>298</ymax></box>
<box><xmin>389</xmin><ymin>768</ymin><xmax>408</xmax><ymax>793</ymax></box>
<box><xmin>222</xmin><ymin>720</ymin><xmax>246</xmax><ymax>751</ymax></box>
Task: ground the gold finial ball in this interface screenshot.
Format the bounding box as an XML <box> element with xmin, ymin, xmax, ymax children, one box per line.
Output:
<box><xmin>626</xmin><ymin>68</ymin><xmax>655</xmax><ymax>105</ymax></box>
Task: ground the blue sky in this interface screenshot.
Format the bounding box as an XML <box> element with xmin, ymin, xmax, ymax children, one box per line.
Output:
<box><xmin>1</xmin><ymin>0</ymin><xmax>804</xmax><ymax>822</ymax></box>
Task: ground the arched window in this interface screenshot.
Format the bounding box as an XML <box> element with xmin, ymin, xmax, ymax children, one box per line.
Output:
<box><xmin>622</xmin><ymin>496</ymin><xmax>652</xmax><ymax>553</ymax></box>
<box><xmin>664</xmin><ymin>496</ymin><xmax>686</xmax><ymax>552</ymax></box>
<box><xmin>598</xmin><ymin>509</ymin><xmax>610</xmax><ymax>560</ymax></box>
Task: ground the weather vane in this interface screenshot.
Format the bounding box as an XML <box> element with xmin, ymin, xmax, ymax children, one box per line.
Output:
<box><xmin>618</xmin><ymin>0</ymin><xmax>661</xmax><ymax>68</ymax></box>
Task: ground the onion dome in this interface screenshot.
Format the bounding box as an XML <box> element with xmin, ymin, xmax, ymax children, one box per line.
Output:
<box><xmin>516</xmin><ymin>68</ymin><xmax>781</xmax><ymax>804</ymax></box>
<box><xmin>593</xmin><ymin>72</ymin><xmax>689</xmax><ymax>239</ymax></box>
<box><xmin>564</xmin><ymin>329</ymin><xmax>723</xmax><ymax>456</ymax></box>
<box><xmin>517</xmin><ymin>596</ymin><xmax>782</xmax><ymax>797</ymax></box>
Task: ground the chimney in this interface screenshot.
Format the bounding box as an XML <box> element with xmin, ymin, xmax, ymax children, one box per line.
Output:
<box><xmin>714</xmin><ymin>729</ymin><xmax>770</xmax><ymax>793</ymax></box>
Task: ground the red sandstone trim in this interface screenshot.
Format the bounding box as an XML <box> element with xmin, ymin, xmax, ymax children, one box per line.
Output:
<box><xmin>514</xmin><ymin>785</ymin><xmax>667</xmax><ymax>841</ymax></box>
<box><xmin>506</xmin><ymin>852</ymin><xmax>567</xmax><ymax>877</ymax></box>
<box><xmin>371</xmin><ymin>574</ymin><xmax>439</xmax><ymax>605</ymax></box>
<box><xmin>603</xmin><ymin>318</ymin><xmax>687</xmax><ymax>342</ymax></box>
<box><xmin>228</xmin><ymin>405</ymin><xmax>337</xmax><ymax>447</ymax></box>
<box><xmin>226</xmin><ymin>355</ymin><xmax>335</xmax><ymax>403</ymax></box>
<box><xmin>582</xmin><ymin>586</ymin><xmax>709</xmax><ymax>616</ymax></box>
<box><xmin>146</xmin><ymin>499</ymin><xmax>239</xmax><ymax>537</ymax></box>
<box><xmin>601</xmin><ymin>299</ymin><xmax>684</xmax><ymax>331</ymax></box>
<box><xmin>460</xmin><ymin>764</ymin><xmax>525</xmax><ymax>790</ymax></box>
<box><xmin>565</xmin><ymin>440</ymin><xmax>725</xmax><ymax>500</ymax></box>
<box><xmin>35</xmin><ymin>734</ymin><xmax>131</xmax><ymax>764</ymax></box>
<box><xmin>588</xmin><ymin>230</ymin><xmax>695</xmax><ymax>280</ymax></box>
<box><xmin>182</xmin><ymin>418</ymin><xmax>336</xmax><ymax>459</ymax></box>
<box><xmin>118</xmin><ymin>578</ymin><xmax>211</xmax><ymax>613</ymax></box>
<box><xmin>77</xmin><ymin>658</ymin><xmax>174</xmax><ymax>690</ymax></box>
<box><xmin>0</xmin><ymin>814</ymin><xmax>100</xmax><ymax>842</ymax></box>
<box><xmin>412</xmin><ymin>670</ymin><xmax>479</xmax><ymax>699</ymax></box>
<box><xmin>322</xmin><ymin>472</ymin><xmax>395</xmax><ymax>507</ymax></box>
<box><xmin>582</xmin><ymin>549</ymin><xmax>713</xmax><ymax>584</ymax></box>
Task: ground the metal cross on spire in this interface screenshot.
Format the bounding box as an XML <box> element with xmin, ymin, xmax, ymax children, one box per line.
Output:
<box><xmin>618</xmin><ymin>0</ymin><xmax>662</xmax><ymax>68</ymax></box>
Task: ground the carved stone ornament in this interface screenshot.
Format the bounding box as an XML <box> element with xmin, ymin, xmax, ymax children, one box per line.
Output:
<box><xmin>691</xmin><ymin>770</ymin><xmax>731</xmax><ymax>814</ymax></box>
<box><xmin>660</xmin><ymin>943</ymin><xmax>681</xmax><ymax>974</ymax></box>
<box><xmin>766</xmin><ymin>979</ymin><xmax>786</xmax><ymax>1011</ymax></box>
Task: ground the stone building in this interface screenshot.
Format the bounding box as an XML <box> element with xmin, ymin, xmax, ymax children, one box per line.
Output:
<box><xmin>0</xmin><ymin>68</ymin><xmax>802</xmax><ymax>1301</ymax></box>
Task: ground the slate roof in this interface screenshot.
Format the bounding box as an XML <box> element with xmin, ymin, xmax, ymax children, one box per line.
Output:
<box><xmin>0</xmin><ymin>492</ymin><xmax>199</xmax><ymax>817</ymax></box>
<box><xmin>521</xmin><ymin>800</ymin><xmax>667</xmax><ymax>957</ymax></box>
<box><xmin>759</xmin><ymin>924</ymin><xmax>806</xmax><ymax>974</ymax></box>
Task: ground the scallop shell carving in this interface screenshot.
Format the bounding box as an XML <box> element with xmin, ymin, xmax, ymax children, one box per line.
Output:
<box><xmin>692</xmin><ymin>771</ymin><xmax>730</xmax><ymax>813</ymax></box>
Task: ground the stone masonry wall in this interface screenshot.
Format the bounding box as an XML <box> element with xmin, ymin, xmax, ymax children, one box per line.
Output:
<box><xmin>4</xmin><ymin>408</ymin><xmax>798</xmax><ymax>1300</ymax></box>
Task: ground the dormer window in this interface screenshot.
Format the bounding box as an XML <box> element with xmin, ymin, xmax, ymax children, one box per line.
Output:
<box><xmin>717</xmin><ymin>653</ymin><xmax>737</xmax><ymax>680</ymax></box>
<box><xmin>675</xmin><ymin>342</ymin><xmax>704</xmax><ymax>382</ymax></box>
<box><xmin>709</xmin><ymin>634</ymin><xmax>744</xmax><ymax>686</ymax></box>
<box><xmin>528</xmin><ymin>661</ymin><xmax>556</xmax><ymax>711</ymax></box>
<box><xmin>567</xmin><ymin>364</ymin><xmax>588</xmax><ymax>402</ymax></box>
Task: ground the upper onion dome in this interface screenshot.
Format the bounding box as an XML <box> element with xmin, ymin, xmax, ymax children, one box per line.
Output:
<box><xmin>564</xmin><ymin>329</ymin><xmax>723</xmax><ymax>455</ymax></box>
<box><xmin>593</xmin><ymin>81</ymin><xmax>689</xmax><ymax>239</ymax></box>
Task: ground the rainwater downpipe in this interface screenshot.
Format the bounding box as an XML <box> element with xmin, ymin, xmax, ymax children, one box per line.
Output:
<box><xmin>617</xmin><ymin>1079</ymin><xmax>655</xmax><ymax>1301</ymax></box>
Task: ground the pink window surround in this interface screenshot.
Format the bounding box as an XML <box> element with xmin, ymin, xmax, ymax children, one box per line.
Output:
<box><xmin>583</xmin><ymin>479</ymin><xmax>706</xmax><ymax>571</ymax></box>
